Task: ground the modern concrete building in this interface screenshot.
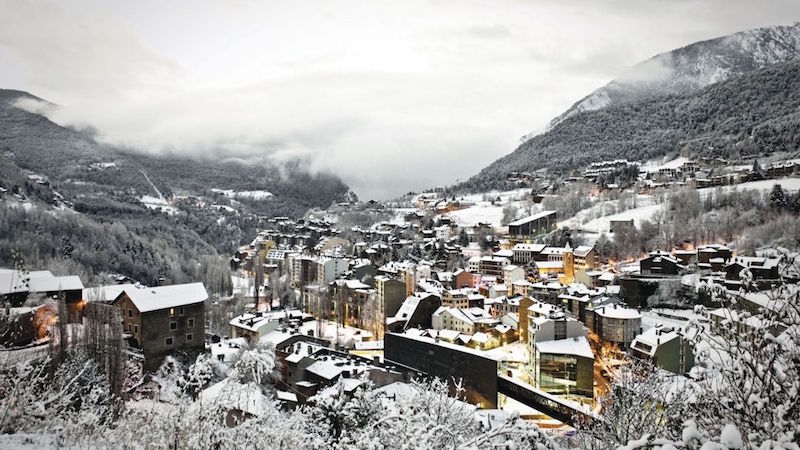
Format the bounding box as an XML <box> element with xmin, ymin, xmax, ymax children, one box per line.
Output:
<box><xmin>533</xmin><ymin>336</ymin><xmax>594</xmax><ymax>398</ymax></box>
<box><xmin>507</xmin><ymin>211</ymin><xmax>557</xmax><ymax>239</ymax></box>
<box><xmin>587</xmin><ymin>303</ymin><xmax>642</xmax><ymax>349</ymax></box>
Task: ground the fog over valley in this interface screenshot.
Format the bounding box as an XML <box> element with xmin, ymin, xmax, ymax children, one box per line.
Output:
<box><xmin>3</xmin><ymin>0</ymin><xmax>800</xmax><ymax>198</ymax></box>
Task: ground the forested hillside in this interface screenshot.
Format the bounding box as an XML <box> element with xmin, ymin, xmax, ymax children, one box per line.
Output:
<box><xmin>552</xmin><ymin>22</ymin><xmax>800</xmax><ymax>126</ymax></box>
<box><xmin>0</xmin><ymin>89</ymin><xmax>351</xmax><ymax>287</ymax></box>
<box><xmin>463</xmin><ymin>60</ymin><xmax>800</xmax><ymax>192</ymax></box>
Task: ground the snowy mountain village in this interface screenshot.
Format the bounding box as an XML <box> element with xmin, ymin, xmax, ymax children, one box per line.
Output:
<box><xmin>2</xmin><ymin>154</ymin><xmax>799</xmax><ymax>448</ymax></box>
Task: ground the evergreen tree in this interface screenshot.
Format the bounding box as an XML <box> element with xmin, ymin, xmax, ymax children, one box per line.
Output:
<box><xmin>769</xmin><ymin>184</ymin><xmax>787</xmax><ymax>210</ymax></box>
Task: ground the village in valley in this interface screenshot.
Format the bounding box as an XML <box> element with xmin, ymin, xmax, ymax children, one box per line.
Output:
<box><xmin>4</xmin><ymin>5</ymin><xmax>800</xmax><ymax>445</ymax></box>
<box><xmin>3</xmin><ymin>151</ymin><xmax>797</xmax><ymax>447</ymax></box>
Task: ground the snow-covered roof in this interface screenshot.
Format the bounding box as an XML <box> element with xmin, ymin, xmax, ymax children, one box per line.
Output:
<box><xmin>119</xmin><ymin>282</ymin><xmax>208</xmax><ymax>313</ymax></box>
<box><xmin>437</xmin><ymin>329</ymin><xmax>461</xmax><ymax>341</ymax></box>
<box><xmin>471</xmin><ymin>332</ymin><xmax>491</xmax><ymax>344</ymax></box>
<box><xmin>493</xmin><ymin>250</ymin><xmax>513</xmax><ymax>258</ymax></box>
<box><xmin>276</xmin><ymin>391</ymin><xmax>298</xmax><ymax>402</ymax></box>
<box><xmin>83</xmin><ymin>284</ymin><xmax>138</xmax><ymax>303</ymax></box>
<box><xmin>535</xmin><ymin>336</ymin><xmax>594</xmax><ymax>359</ymax></box>
<box><xmin>229</xmin><ymin>310</ymin><xmax>305</xmax><ymax>332</ymax></box>
<box><xmin>528</xmin><ymin>301</ymin><xmax>561</xmax><ymax>316</ymax></box>
<box><xmin>27</xmin><ymin>272</ymin><xmax>84</xmax><ymax>292</ymax></box>
<box><xmin>512</xmin><ymin>243</ymin><xmax>546</xmax><ymax>252</ymax></box>
<box><xmin>631</xmin><ymin>326</ymin><xmax>684</xmax><ymax>357</ymax></box>
<box><xmin>541</xmin><ymin>247</ymin><xmax>569</xmax><ymax>256</ymax></box>
<box><xmin>306</xmin><ymin>360</ymin><xmax>344</xmax><ymax>380</ymax></box>
<box><xmin>508</xmin><ymin>211</ymin><xmax>556</xmax><ymax>227</ymax></box>
<box><xmin>594</xmin><ymin>304</ymin><xmax>641</xmax><ymax>320</ymax></box>
<box><xmin>0</xmin><ymin>269</ymin><xmax>84</xmax><ymax>295</ymax></box>
<box><xmin>333</xmin><ymin>279</ymin><xmax>371</xmax><ymax>290</ymax></box>
<box><xmin>209</xmin><ymin>337</ymin><xmax>249</xmax><ymax>360</ymax></box>
<box><xmin>495</xmin><ymin>324</ymin><xmax>511</xmax><ymax>334</ymax></box>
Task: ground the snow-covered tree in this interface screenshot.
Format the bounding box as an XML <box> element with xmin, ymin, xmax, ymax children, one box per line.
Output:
<box><xmin>688</xmin><ymin>276</ymin><xmax>800</xmax><ymax>446</ymax></box>
<box><xmin>231</xmin><ymin>342</ymin><xmax>278</xmax><ymax>388</ymax></box>
<box><xmin>575</xmin><ymin>360</ymin><xmax>692</xmax><ymax>450</ymax></box>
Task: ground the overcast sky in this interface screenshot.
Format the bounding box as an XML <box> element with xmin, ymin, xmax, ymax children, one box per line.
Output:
<box><xmin>1</xmin><ymin>1</ymin><xmax>799</xmax><ymax>199</ymax></box>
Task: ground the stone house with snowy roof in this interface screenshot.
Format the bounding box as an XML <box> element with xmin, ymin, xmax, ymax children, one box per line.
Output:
<box><xmin>114</xmin><ymin>282</ymin><xmax>207</xmax><ymax>369</ymax></box>
<box><xmin>639</xmin><ymin>251</ymin><xmax>686</xmax><ymax>275</ymax></box>
<box><xmin>724</xmin><ymin>256</ymin><xmax>779</xmax><ymax>281</ymax></box>
<box><xmin>0</xmin><ymin>269</ymin><xmax>84</xmax><ymax>321</ymax></box>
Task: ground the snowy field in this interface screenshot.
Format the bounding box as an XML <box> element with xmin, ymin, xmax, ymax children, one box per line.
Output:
<box><xmin>443</xmin><ymin>188</ymin><xmax>537</xmax><ymax>228</ymax></box>
<box><xmin>139</xmin><ymin>195</ymin><xmax>178</xmax><ymax>215</ymax></box>
<box><xmin>565</xmin><ymin>177</ymin><xmax>800</xmax><ymax>235</ymax></box>
<box><xmin>211</xmin><ymin>188</ymin><xmax>274</xmax><ymax>200</ymax></box>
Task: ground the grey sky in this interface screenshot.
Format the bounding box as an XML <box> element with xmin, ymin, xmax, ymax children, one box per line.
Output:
<box><xmin>1</xmin><ymin>0</ymin><xmax>799</xmax><ymax>199</ymax></box>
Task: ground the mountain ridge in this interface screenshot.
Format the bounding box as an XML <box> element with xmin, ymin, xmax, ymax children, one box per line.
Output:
<box><xmin>458</xmin><ymin>22</ymin><xmax>800</xmax><ymax>192</ymax></box>
<box><xmin>0</xmin><ymin>89</ymin><xmax>352</xmax><ymax>286</ymax></box>
<box><xmin>460</xmin><ymin>58</ymin><xmax>800</xmax><ymax>192</ymax></box>
<box><xmin>550</xmin><ymin>22</ymin><xmax>800</xmax><ymax>128</ymax></box>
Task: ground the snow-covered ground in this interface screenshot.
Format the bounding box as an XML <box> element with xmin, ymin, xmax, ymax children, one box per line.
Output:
<box><xmin>558</xmin><ymin>194</ymin><xmax>656</xmax><ymax>232</ymax></box>
<box><xmin>577</xmin><ymin>203</ymin><xmax>664</xmax><ymax>234</ymax></box>
<box><xmin>211</xmin><ymin>188</ymin><xmax>273</xmax><ymax>200</ymax></box>
<box><xmin>446</xmin><ymin>203</ymin><xmax>508</xmax><ymax>228</ymax></box>
<box><xmin>442</xmin><ymin>188</ymin><xmax>536</xmax><ymax>228</ymax></box>
<box><xmin>708</xmin><ymin>176</ymin><xmax>800</xmax><ymax>193</ymax></box>
<box><xmin>457</xmin><ymin>188</ymin><xmax>532</xmax><ymax>204</ymax></box>
<box><xmin>640</xmin><ymin>156</ymin><xmax>689</xmax><ymax>173</ymax></box>
<box><xmin>564</xmin><ymin>176</ymin><xmax>800</xmax><ymax>236</ymax></box>
<box><xmin>139</xmin><ymin>195</ymin><xmax>178</xmax><ymax>215</ymax></box>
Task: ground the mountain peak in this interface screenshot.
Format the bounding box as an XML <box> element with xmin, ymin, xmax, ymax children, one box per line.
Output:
<box><xmin>549</xmin><ymin>22</ymin><xmax>800</xmax><ymax>128</ymax></box>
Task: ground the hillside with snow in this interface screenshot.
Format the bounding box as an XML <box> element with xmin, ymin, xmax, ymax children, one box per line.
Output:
<box><xmin>551</xmin><ymin>22</ymin><xmax>800</xmax><ymax>127</ymax></box>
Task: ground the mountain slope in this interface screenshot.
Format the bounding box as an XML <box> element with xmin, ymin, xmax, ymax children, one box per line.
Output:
<box><xmin>551</xmin><ymin>22</ymin><xmax>800</xmax><ymax>127</ymax></box>
<box><xmin>0</xmin><ymin>89</ymin><xmax>352</xmax><ymax>286</ymax></box>
<box><xmin>463</xmin><ymin>59</ymin><xmax>800</xmax><ymax>192</ymax></box>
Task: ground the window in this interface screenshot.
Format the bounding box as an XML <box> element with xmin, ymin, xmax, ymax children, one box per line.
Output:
<box><xmin>169</xmin><ymin>322</ymin><xmax>177</xmax><ymax>330</ymax></box>
<box><xmin>178</xmin><ymin>306</ymin><xmax>185</xmax><ymax>316</ymax></box>
<box><xmin>128</xmin><ymin>309</ymin><xmax>132</xmax><ymax>318</ymax></box>
<box><xmin>169</xmin><ymin>308</ymin><xmax>175</xmax><ymax>317</ymax></box>
<box><xmin>188</xmin><ymin>318</ymin><xmax>195</xmax><ymax>327</ymax></box>
<box><xmin>186</xmin><ymin>334</ymin><xmax>193</xmax><ymax>342</ymax></box>
<box><xmin>165</xmin><ymin>337</ymin><xmax>173</xmax><ymax>346</ymax></box>
<box><xmin>134</xmin><ymin>325</ymin><xmax>138</xmax><ymax>334</ymax></box>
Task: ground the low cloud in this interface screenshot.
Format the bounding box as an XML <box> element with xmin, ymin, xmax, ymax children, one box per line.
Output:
<box><xmin>1</xmin><ymin>0</ymin><xmax>799</xmax><ymax>199</ymax></box>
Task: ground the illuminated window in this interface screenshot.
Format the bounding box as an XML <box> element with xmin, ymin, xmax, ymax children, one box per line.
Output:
<box><xmin>169</xmin><ymin>308</ymin><xmax>175</xmax><ymax>317</ymax></box>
